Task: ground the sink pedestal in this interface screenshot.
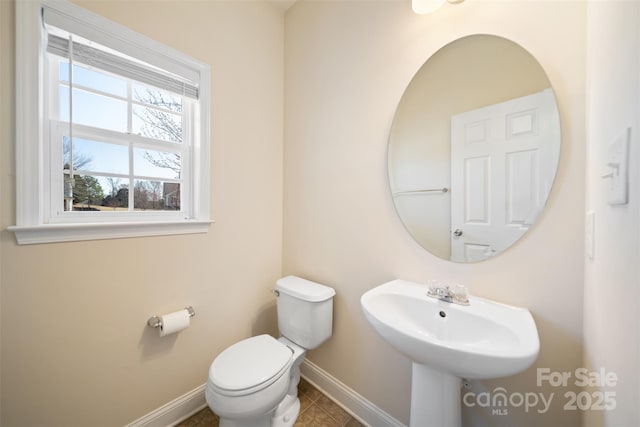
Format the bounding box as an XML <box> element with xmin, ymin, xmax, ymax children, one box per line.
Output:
<box><xmin>410</xmin><ymin>363</ymin><xmax>461</xmax><ymax>427</ymax></box>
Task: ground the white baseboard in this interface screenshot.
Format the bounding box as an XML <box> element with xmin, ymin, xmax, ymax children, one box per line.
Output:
<box><xmin>300</xmin><ymin>359</ymin><xmax>406</xmax><ymax>427</ymax></box>
<box><xmin>125</xmin><ymin>384</ymin><xmax>207</xmax><ymax>427</ymax></box>
<box><xmin>125</xmin><ymin>361</ymin><xmax>405</xmax><ymax>427</ymax></box>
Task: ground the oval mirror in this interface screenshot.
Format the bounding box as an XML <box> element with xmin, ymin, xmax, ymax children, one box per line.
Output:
<box><xmin>388</xmin><ymin>35</ymin><xmax>560</xmax><ymax>263</ymax></box>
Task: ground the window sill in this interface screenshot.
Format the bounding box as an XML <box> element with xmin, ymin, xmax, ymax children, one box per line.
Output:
<box><xmin>7</xmin><ymin>220</ymin><xmax>213</xmax><ymax>245</ymax></box>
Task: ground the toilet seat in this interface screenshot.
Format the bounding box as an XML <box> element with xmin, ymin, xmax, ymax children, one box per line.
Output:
<box><xmin>209</xmin><ymin>334</ymin><xmax>293</xmax><ymax>397</ymax></box>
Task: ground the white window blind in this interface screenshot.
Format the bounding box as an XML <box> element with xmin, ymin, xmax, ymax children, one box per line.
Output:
<box><xmin>41</xmin><ymin>4</ymin><xmax>202</xmax><ymax>96</ymax></box>
<box><xmin>46</xmin><ymin>33</ymin><xmax>199</xmax><ymax>100</ymax></box>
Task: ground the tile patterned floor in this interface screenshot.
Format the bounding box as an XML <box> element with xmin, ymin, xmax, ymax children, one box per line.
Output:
<box><xmin>177</xmin><ymin>378</ymin><xmax>365</xmax><ymax>427</ymax></box>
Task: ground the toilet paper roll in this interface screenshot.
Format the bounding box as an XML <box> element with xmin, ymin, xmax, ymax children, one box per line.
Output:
<box><xmin>159</xmin><ymin>309</ymin><xmax>190</xmax><ymax>337</ymax></box>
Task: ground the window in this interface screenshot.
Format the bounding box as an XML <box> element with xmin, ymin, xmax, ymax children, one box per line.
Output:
<box><xmin>11</xmin><ymin>0</ymin><xmax>212</xmax><ymax>244</ymax></box>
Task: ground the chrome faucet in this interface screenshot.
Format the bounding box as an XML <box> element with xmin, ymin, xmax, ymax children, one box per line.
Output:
<box><xmin>427</xmin><ymin>282</ymin><xmax>470</xmax><ymax>306</ymax></box>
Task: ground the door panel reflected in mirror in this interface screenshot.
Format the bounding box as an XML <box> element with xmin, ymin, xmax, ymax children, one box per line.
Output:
<box><xmin>388</xmin><ymin>35</ymin><xmax>560</xmax><ymax>263</ymax></box>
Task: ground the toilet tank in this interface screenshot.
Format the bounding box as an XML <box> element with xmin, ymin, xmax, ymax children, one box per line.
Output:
<box><xmin>275</xmin><ymin>276</ymin><xmax>336</xmax><ymax>349</ymax></box>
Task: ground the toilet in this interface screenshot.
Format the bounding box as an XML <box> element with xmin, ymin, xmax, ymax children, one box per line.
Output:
<box><xmin>206</xmin><ymin>276</ymin><xmax>336</xmax><ymax>427</ymax></box>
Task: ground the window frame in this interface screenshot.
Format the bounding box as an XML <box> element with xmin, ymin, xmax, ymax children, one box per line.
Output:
<box><xmin>10</xmin><ymin>0</ymin><xmax>212</xmax><ymax>245</ymax></box>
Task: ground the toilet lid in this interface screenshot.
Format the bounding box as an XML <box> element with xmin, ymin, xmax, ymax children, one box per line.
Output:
<box><xmin>210</xmin><ymin>335</ymin><xmax>293</xmax><ymax>393</ymax></box>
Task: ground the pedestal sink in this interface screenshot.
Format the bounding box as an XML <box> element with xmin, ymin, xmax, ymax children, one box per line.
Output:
<box><xmin>361</xmin><ymin>280</ymin><xmax>539</xmax><ymax>427</ymax></box>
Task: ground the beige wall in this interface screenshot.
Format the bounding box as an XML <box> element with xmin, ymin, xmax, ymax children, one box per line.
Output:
<box><xmin>584</xmin><ymin>2</ymin><xmax>640</xmax><ymax>426</ymax></box>
<box><xmin>1</xmin><ymin>1</ymin><xmax>284</xmax><ymax>425</ymax></box>
<box><xmin>284</xmin><ymin>1</ymin><xmax>585</xmax><ymax>426</ymax></box>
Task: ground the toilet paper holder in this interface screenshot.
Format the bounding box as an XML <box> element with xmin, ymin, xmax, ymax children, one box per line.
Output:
<box><xmin>147</xmin><ymin>306</ymin><xmax>196</xmax><ymax>329</ymax></box>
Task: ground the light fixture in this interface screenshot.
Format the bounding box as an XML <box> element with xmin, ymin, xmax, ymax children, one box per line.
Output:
<box><xmin>412</xmin><ymin>0</ymin><xmax>464</xmax><ymax>14</ymax></box>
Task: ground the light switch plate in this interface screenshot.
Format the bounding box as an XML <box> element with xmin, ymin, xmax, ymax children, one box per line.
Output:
<box><xmin>604</xmin><ymin>128</ymin><xmax>630</xmax><ymax>205</ymax></box>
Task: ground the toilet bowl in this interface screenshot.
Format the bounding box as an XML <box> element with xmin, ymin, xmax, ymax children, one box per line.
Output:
<box><xmin>205</xmin><ymin>335</ymin><xmax>305</xmax><ymax>426</ymax></box>
<box><xmin>206</xmin><ymin>276</ymin><xmax>335</xmax><ymax>427</ymax></box>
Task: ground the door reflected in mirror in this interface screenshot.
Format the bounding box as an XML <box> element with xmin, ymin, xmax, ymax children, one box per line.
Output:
<box><xmin>388</xmin><ymin>35</ymin><xmax>560</xmax><ymax>263</ymax></box>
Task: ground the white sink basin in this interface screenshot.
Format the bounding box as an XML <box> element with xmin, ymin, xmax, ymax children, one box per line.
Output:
<box><xmin>361</xmin><ymin>279</ymin><xmax>539</xmax><ymax>379</ymax></box>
